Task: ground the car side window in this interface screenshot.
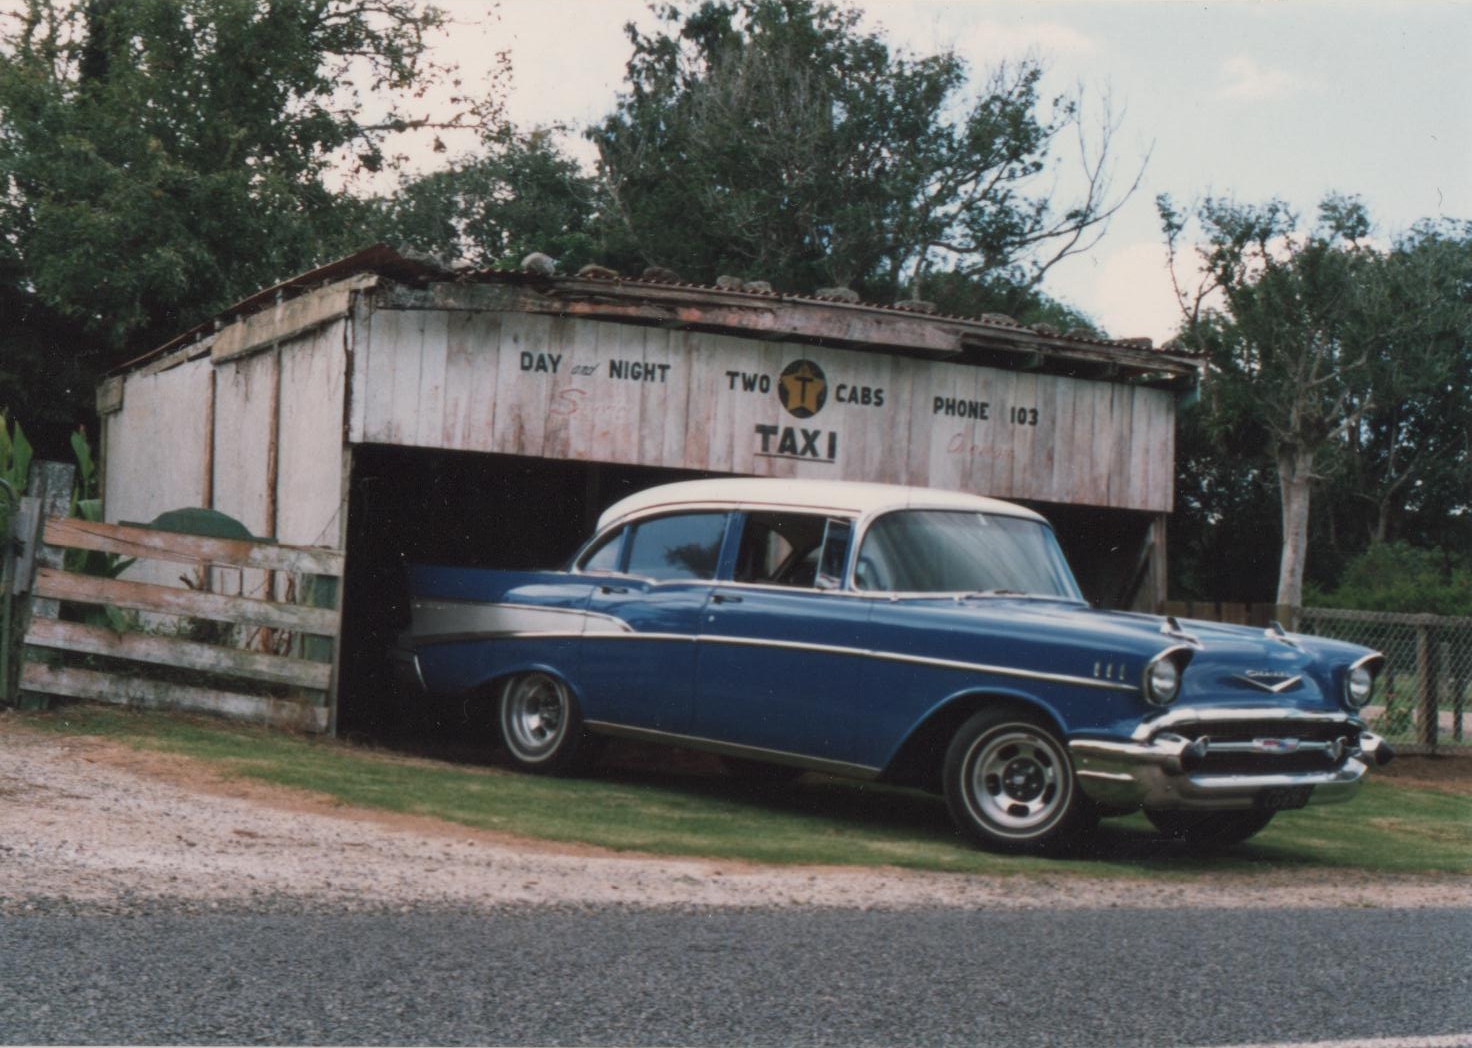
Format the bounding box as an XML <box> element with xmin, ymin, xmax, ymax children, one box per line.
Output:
<box><xmin>733</xmin><ymin>512</ymin><xmax>840</xmax><ymax>588</ymax></box>
<box><xmin>624</xmin><ymin>512</ymin><xmax>728</xmax><ymax>582</ymax></box>
<box><xmin>578</xmin><ymin>527</ymin><xmax>627</xmax><ymax>574</ymax></box>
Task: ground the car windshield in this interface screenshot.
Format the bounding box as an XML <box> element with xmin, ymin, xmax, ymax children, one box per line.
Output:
<box><xmin>854</xmin><ymin>509</ymin><xmax>1083</xmax><ymax>599</ymax></box>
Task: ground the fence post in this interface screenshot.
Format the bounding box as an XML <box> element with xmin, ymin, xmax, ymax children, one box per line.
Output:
<box><xmin>14</xmin><ymin>461</ymin><xmax>76</xmax><ymax>710</ymax></box>
<box><xmin>1</xmin><ymin>478</ymin><xmax>17</xmax><ymax>705</ymax></box>
<box><xmin>1453</xmin><ymin>626</ymin><xmax>1467</xmax><ymax>743</ymax></box>
<box><xmin>1415</xmin><ymin>616</ymin><xmax>1439</xmax><ymax>750</ymax></box>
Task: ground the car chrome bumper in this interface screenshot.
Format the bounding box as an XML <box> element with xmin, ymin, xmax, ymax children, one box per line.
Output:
<box><xmin>1069</xmin><ymin>728</ymin><xmax>1393</xmax><ymax>812</ymax></box>
<box><xmin>390</xmin><ymin>647</ymin><xmax>428</xmax><ymax>695</ymax></box>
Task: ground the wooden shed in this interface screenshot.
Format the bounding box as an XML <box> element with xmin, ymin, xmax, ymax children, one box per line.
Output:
<box><xmin>96</xmin><ymin>245</ymin><xmax>1199</xmax><ymax>733</ymax></box>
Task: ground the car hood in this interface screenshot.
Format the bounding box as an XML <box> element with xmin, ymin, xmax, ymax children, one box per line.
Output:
<box><xmin>886</xmin><ymin>596</ymin><xmax>1371</xmax><ymax>712</ymax></box>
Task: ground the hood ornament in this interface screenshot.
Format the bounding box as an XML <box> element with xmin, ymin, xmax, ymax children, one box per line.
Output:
<box><xmin>1264</xmin><ymin>621</ymin><xmax>1304</xmax><ymax>650</ymax></box>
<box><xmin>1160</xmin><ymin>616</ymin><xmax>1203</xmax><ymax>649</ymax></box>
<box><xmin>1233</xmin><ymin>671</ymin><xmax>1304</xmax><ymax>694</ymax></box>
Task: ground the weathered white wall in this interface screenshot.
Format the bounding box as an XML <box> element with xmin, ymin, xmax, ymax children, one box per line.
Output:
<box><xmin>349</xmin><ymin>307</ymin><xmax>1177</xmax><ymax>513</ymax></box>
<box><xmin>211</xmin><ymin>347</ymin><xmax>277</xmax><ymax>540</ymax></box>
<box><xmin>106</xmin><ymin>317</ymin><xmax>348</xmax><ymax>580</ymax></box>
<box><xmin>274</xmin><ymin>321</ymin><xmax>348</xmax><ymax>549</ymax></box>
<box><xmin>102</xmin><ymin>354</ymin><xmax>212</xmax><ymax>528</ymax></box>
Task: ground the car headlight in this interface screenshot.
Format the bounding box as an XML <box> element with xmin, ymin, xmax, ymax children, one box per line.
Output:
<box><xmin>1144</xmin><ymin>652</ymin><xmax>1183</xmax><ymax>706</ymax></box>
<box><xmin>1344</xmin><ymin>657</ymin><xmax>1381</xmax><ymax>709</ymax></box>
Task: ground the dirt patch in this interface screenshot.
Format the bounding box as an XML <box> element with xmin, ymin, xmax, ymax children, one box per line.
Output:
<box><xmin>1374</xmin><ymin>754</ymin><xmax>1472</xmax><ymax>795</ymax></box>
<box><xmin>2</xmin><ymin>720</ymin><xmax>1469</xmax><ymax>914</ymax></box>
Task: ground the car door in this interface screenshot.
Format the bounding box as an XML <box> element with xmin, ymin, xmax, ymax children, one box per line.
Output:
<box><xmin>694</xmin><ymin>513</ymin><xmax>877</xmax><ymax>767</ymax></box>
<box><xmin>577</xmin><ymin>510</ymin><xmax>731</xmax><ymax>734</ymax></box>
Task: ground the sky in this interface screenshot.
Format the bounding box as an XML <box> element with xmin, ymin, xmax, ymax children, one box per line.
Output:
<box><xmin>426</xmin><ymin>0</ymin><xmax>1470</xmax><ymax>344</ymax></box>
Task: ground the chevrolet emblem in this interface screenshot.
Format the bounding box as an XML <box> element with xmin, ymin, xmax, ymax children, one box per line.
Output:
<box><xmin>1233</xmin><ymin>672</ymin><xmax>1303</xmax><ymax>693</ymax></box>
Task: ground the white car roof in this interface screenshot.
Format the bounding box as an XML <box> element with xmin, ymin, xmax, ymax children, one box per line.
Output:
<box><xmin>597</xmin><ymin>478</ymin><xmax>1047</xmax><ymax>531</ymax></box>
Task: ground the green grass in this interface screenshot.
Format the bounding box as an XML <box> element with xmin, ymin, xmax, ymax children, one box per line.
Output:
<box><xmin>13</xmin><ymin>704</ymin><xmax>1471</xmax><ymax>878</ymax></box>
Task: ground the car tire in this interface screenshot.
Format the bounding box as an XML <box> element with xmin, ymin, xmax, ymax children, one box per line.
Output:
<box><xmin>942</xmin><ymin>708</ymin><xmax>1087</xmax><ymax>853</ymax></box>
<box><xmin>498</xmin><ymin>672</ymin><xmax>597</xmax><ymax>774</ymax></box>
<box><xmin>1145</xmin><ymin>809</ymin><xmax>1276</xmax><ymax>849</ymax></box>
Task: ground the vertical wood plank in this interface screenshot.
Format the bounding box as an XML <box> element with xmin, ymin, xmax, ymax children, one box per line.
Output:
<box><xmin>276</xmin><ymin>324</ymin><xmax>348</xmax><ymax>548</ymax></box>
<box><xmin>15</xmin><ymin>462</ymin><xmax>76</xmax><ymax>709</ymax></box>
<box><xmin>387</xmin><ymin>310</ymin><xmax>426</xmax><ymax>446</ymax></box>
<box><xmin>413</xmin><ymin>309</ymin><xmax>450</xmax><ymax>450</ymax></box>
<box><xmin>460</xmin><ymin>312</ymin><xmax>503</xmax><ymax>452</ymax></box>
<box><xmin>347</xmin><ymin>293</ymin><xmax>372</xmax><ymax>444</ymax></box>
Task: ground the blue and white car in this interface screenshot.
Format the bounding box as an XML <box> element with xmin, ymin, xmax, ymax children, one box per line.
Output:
<box><xmin>396</xmin><ymin>478</ymin><xmax>1392</xmax><ymax>852</ymax></box>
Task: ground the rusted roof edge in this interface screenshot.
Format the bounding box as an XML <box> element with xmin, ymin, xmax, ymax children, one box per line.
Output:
<box><xmin>111</xmin><ymin>246</ymin><xmax>1199</xmax><ymax>385</ymax></box>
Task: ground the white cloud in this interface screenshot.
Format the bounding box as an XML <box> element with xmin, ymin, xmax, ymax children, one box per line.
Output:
<box><xmin>846</xmin><ymin>4</ymin><xmax>1097</xmax><ymax>66</ymax></box>
<box><xmin>1050</xmin><ymin>239</ymin><xmax>1184</xmax><ymax>345</ymax></box>
<box><xmin>952</xmin><ymin>18</ymin><xmax>1099</xmax><ymax>64</ymax></box>
<box><xmin>1215</xmin><ymin>55</ymin><xmax>1302</xmax><ymax>101</ymax></box>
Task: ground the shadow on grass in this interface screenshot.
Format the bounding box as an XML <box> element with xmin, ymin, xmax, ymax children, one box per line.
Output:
<box><xmin>380</xmin><ymin>731</ymin><xmax>1305</xmax><ymax>873</ymax></box>
<box><xmin>32</xmin><ymin>705</ymin><xmax>1457</xmax><ymax>874</ymax></box>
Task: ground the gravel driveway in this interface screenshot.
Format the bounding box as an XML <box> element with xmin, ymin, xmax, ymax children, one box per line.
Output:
<box><xmin>3</xmin><ymin>720</ymin><xmax>1468</xmax><ymax>915</ymax></box>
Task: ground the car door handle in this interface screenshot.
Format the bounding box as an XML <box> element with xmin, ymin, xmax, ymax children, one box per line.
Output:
<box><xmin>599</xmin><ymin>585</ymin><xmax>629</xmax><ymax>595</ymax></box>
<box><xmin>712</xmin><ymin>593</ymin><xmax>743</xmax><ymax>604</ymax></box>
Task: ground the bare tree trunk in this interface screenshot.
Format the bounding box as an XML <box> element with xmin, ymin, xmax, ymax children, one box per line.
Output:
<box><xmin>1276</xmin><ymin>445</ymin><xmax>1315</xmax><ymax>608</ymax></box>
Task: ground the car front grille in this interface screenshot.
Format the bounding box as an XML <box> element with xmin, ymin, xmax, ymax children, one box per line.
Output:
<box><xmin>1153</xmin><ymin>719</ymin><xmax>1360</xmax><ymax>776</ymax></box>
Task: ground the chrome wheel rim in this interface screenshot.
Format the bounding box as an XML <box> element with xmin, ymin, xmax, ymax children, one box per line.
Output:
<box><xmin>502</xmin><ymin>673</ymin><xmax>568</xmax><ymax>761</ymax></box>
<box><xmin>962</xmin><ymin>726</ymin><xmax>1070</xmax><ymax>838</ymax></box>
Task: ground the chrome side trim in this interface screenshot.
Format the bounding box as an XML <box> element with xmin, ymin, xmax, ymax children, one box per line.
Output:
<box><xmin>688</xmin><ymin>633</ymin><xmax>1139</xmax><ymax>693</ymax></box>
<box><xmin>412</xmin><ymin>601</ymin><xmax>1139</xmax><ymax>694</ymax></box>
<box><xmin>584</xmin><ymin>721</ymin><xmax>882</xmax><ymax>780</ymax></box>
<box><xmin>409</xmin><ymin>599</ymin><xmax>632</xmax><ymax>644</ymax></box>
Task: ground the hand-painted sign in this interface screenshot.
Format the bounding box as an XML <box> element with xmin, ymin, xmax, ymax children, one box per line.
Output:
<box><xmin>353</xmin><ymin>310</ymin><xmax>1175</xmax><ymax>511</ymax></box>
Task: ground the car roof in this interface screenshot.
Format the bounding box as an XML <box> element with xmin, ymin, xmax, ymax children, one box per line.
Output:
<box><xmin>597</xmin><ymin>478</ymin><xmax>1047</xmax><ymax>531</ymax></box>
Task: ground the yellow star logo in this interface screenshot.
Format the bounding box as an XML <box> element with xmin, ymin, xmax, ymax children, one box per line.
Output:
<box><xmin>779</xmin><ymin>360</ymin><xmax>827</xmax><ymax>418</ymax></box>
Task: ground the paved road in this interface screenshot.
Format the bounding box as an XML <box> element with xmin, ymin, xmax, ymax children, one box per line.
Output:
<box><xmin>2</xmin><ymin>904</ymin><xmax>1469</xmax><ymax>1046</ymax></box>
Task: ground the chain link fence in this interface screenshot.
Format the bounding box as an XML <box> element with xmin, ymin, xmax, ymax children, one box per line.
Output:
<box><xmin>1297</xmin><ymin>607</ymin><xmax>1472</xmax><ymax>755</ymax></box>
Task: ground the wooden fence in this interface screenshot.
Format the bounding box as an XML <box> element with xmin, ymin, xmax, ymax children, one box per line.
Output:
<box><xmin>15</xmin><ymin>517</ymin><xmax>343</xmax><ymax>732</ymax></box>
<box><xmin>1160</xmin><ymin>601</ymin><xmax>1296</xmax><ymax>628</ymax></box>
<box><xmin>1162</xmin><ymin>599</ymin><xmax>1470</xmax><ymax>754</ymax></box>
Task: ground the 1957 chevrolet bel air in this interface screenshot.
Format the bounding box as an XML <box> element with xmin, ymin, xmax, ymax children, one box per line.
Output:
<box><xmin>395</xmin><ymin>477</ymin><xmax>1392</xmax><ymax>852</ymax></box>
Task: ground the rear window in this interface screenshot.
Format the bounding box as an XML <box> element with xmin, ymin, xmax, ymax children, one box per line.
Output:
<box><xmin>623</xmin><ymin>512</ymin><xmax>728</xmax><ymax>581</ymax></box>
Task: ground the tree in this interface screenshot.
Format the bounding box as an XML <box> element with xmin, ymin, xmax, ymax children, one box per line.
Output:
<box><xmin>373</xmin><ymin>127</ymin><xmax>600</xmax><ymax>272</ymax></box>
<box><xmin>1167</xmin><ymin>396</ymin><xmax>1281</xmax><ymax>603</ymax></box>
<box><xmin>589</xmin><ymin>0</ymin><xmax>1141</xmax><ymax>300</ymax></box>
<box><xmin>1161</xmin><ymin>195</ymin><xmax>1472</xmax><ymax>607</ymax></box>
<box><xmin>1307</xmin><ymin>542</ymin><xmax>1472</xmax><ymax>618</ymax></box>
<box><xmin>0</xmin><ymin>0</ymin><xmax>501</xmax><ymax>420</ymax></box>
<box><xmin>1330</xmin><ymin>221</ymin><xmax>1472</xmax><ymax>551</ymax></box>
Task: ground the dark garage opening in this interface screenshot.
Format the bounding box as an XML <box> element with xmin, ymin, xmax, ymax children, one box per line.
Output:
<box><xmin>336</xmin><ymin>444</ymin><xmax>711</xmax><ymax>737</ymax></box>
<box><xmin>336</xmin><ymin>444</ymin><xmax>1158</xmax><ymax>739</ymax></box>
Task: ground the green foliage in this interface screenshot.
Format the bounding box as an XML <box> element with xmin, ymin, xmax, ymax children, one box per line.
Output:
<box><xmin>0</xmin><ymin>0</ymin><xmax>499</xmax><ymax>360</ymax></box>
<box><xmin>63</xmin><ymin>426</ymin><xmax>133</xmax><ymax>630</ymax></box>
<box><xmin>921</xmin><ymin>270</ymin><xmax>1103</xmax><ymax>333</ymax></box>
<box><xmin>372</xmin><ymin>127</ymin><xmax>601</xmax><ymax>272</ymax></box>
<box><xmin>1306</xmin><ymin>543</ymin><xmax>1472</xmax><ymax>617</ymax></box>
<box><xmin>589</xmin><ymin>0</ymin><xmax>1139</xmax><ymax>300</ymax></box>
<box><xmin>1167</xmin><ymin>407</ymin><xmax>1280</xmax><ymax>602</ymax></box>
<box><xmin>0</xmin><ymin>412</ymin><xmax>33</xmax><ymax>498</ymax></box>
<box><xmin>1324</xmin><ymin>220</ymin><xmax>1472</xmax><ymax>551</ymax></box>
<box><xmin>1162</xmin><ymin>195</ymin><xmax>1472</xmax><ymax>604</ymax></box>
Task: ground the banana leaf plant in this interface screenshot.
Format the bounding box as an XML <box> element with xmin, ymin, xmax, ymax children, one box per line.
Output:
<box><xmin>67</xmin><ymin>428</ymin><xmax>134</xmax><ymax>631</ymax></box>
